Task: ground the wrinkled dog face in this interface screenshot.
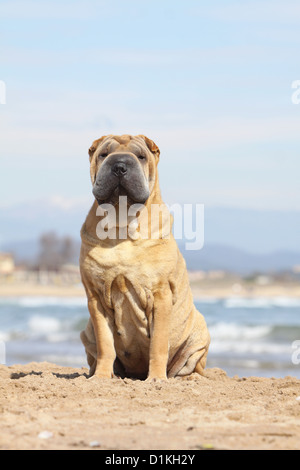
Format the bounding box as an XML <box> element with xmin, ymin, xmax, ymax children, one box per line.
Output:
<box><xmin>89</xmin><ymin>135</ymin><xmax>160</xmax><ymax>206</ymax></box>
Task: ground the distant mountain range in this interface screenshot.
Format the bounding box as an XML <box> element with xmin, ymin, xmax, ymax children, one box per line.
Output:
<box><xmin>0</xmin><ymin>198</ymin><xmax>299</xmax><ymax>275</ymax></box>
<box><xmin>0</xmin><ymin>197</ymin><xmax>92</xmax><ymax>245</ymax></box>
<box><xmin>178</xmin><ymin>242</ymin><xmax>300</xmax><ymax>275</ymax></box>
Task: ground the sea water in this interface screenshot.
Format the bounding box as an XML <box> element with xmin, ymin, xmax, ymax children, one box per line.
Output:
<box><xmin>1</xmin><ymin>296</ymin><xmax>300</xmax><ymax>378</ymax></box>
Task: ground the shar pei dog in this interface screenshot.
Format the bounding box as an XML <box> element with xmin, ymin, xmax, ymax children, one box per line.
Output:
<box><xmin>80</xmin><ymin>134</ymin><xmax>210</xmax><ymax>380</ymax></box>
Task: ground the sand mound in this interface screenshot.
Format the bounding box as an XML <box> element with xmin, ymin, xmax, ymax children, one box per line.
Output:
<box><xmin>1</xmin><ymin>362</ymin><xmax>300</xmax><ymax>450</ymax></box>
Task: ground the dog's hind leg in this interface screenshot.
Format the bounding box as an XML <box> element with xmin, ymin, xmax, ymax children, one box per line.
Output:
<box><xmin>194</xmin><ymin>348</ymin><xmax>209</xmax><ymax>376</ymax></box>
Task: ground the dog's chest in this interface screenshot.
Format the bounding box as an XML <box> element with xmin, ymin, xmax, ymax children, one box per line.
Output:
<box><xmin>108</xmin><ymin>274</ymin><xmax>153</xmax><ymax>372</ymax></box>
<box><xmin>110</xmin><ymin>273</ymin><xmax>153</xmax><ymax>336</ymax></box>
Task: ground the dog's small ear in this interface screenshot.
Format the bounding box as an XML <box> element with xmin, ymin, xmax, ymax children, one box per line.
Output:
<box><xmin>88</xmin><ymin>136</ymin><xmax>109</xmax><ymax>185</ymax></box>
<box><xmin>88</xmin><ymin>144</ymin><xmax>96</xmax><ymax>161</ymax></box>
<box><xmin>138</xmin><ymin>135</ymin><xmax>160</xmax><ymax>161</ymax></box>
<box><xmin>88</xmin><ymin>136</ymin><xmax>108</xmax><ymax>161</ymax></box>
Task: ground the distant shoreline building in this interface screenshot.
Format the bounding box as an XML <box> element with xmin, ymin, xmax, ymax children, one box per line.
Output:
<box><xmin>0</xmin><ymin>253</ymin><xmax>15</xmax><ymax>275</ymax></box>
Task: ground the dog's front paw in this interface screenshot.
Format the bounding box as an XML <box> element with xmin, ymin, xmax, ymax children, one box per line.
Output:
<box><xmin>88</xmin><ymin>369</ymin><xmax>114</xmax><ymax>380</ymax></box>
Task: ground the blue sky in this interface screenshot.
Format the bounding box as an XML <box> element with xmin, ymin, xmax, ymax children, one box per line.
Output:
<box><xmin>0</xmin><ymin>0</ymin><xmax>300</xmax><ymax>212</ymax></box>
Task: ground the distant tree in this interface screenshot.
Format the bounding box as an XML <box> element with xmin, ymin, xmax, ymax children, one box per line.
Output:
<box><xmin>60</xmin><ymin>236</ymin><xmax>76</xmax><ymax>266</ymax></box>
<box><xmin>37</xmin><ymin>232</ymin><xmax>77</xmax><ymax>271</ymax></box>
<box><xmin>38</xmin><ymin>232</ymin><xmax>60</xmax><ymax>271</ymax></box>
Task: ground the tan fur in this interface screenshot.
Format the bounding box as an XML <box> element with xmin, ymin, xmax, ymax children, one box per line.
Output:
<box><xmin>80</xmin><ymin>135</ymin><xmax>210</xmax><ymax>380</ymax></box>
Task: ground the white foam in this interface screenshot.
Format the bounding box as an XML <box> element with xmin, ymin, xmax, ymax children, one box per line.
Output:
<box><xmin>46</xmin><ymin>331</ymin><xmax>80</xmax><ymax>343</ymax></box>
<box><xmin>195</xmin><ymin>297</ymin><xmax>219</xmax><ymax>304</ymax></box>
<box><xmin>0</xmin><ymin>296</ymin><xmax>87</xmax><ymax>308</ymax></box>
<box><xmin>0</xmin><ymin>331</ymin><xmax>9</xmax><ymax>342</ymax></box>
<box><xmin>224</xmin><ymin>297</ymin><xmax>300</xmax><ymax>309</ymax></box>
<box><xmin>224</xmin><ymin>298</ymin><xmax>273</xmax><ymax>309</ymax></box>
<box><xmin>210</xmin><ymin>340</ymin><xmax>291</xmax><ymax>355</ymax></box>
<box><xmin>209</xmin><ymin>322</ymin><xmax>272</xmax><ymax>341</ymax></box>
<box><xmin>272</xmin><ymin>297</ymin><xmax>300</xmax><ymax>308</ymax></box>
<box><xmin>28</xmin><ymin>315</ymin><xmax>61</xmax><ymax>335</ymax></box>
<box><xmin>20</xmin><ymin>297</ymin><xmax>87</xmax><ymax>308</ymax></box>
<box><xmin>239</xmin><ymin>359</ymin><xmax>261</xmax><ymax>369</ymax></box>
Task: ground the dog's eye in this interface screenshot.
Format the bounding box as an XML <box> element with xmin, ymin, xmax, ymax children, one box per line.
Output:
<box><xmin>138</xmin><ymin>155</ymin><xmax>146</xmax><ymax>161</ymax></box>
<box><xmin>99</xmin><ymin>153</ymin><xmax>108</xmax><ymax>159</ymax></box>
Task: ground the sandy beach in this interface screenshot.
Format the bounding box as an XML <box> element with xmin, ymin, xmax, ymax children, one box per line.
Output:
<box><xmin>1</xmin><ymin>279</ymin><xmax>300</xmax><ymax>299</ymax></box>
<box><xmin>1</xmin><ymin>361</ymin><xmax>300</xmax><ymax>450</ymax></box>
<box><xmin>1</xmin><ymin>279</ymin><xmax>300</xmax><ymax>450</ymax></box>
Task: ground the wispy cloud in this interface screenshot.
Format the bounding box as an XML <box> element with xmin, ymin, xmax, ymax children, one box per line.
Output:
<box><xmin>0</xmin><ymin>0</ymin><xmax>106</xmax><ymax>19</ymax></box>
<box><xmin>1</xmin><ymin>96</ymin><xmax>300</xmax><ymax>161</ymax></box>
<box><xmin>197</xmin><ymin>0</ymin><xmax>300</xmax><ymax>24</ymax></box>
<box><xmin>1</xmin><ymin>0</ymin><xmax>300</xmax><ymax>212</ymax></box>
<box><xmin>2</xmin><ymin>43</ymin><xmax>296</xmax><ymax>69</ymax></box>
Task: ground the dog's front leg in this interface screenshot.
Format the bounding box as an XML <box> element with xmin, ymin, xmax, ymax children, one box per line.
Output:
<box><xmin>147</xmin><ymin>285</ymin><xmax>172</xmax><ymax>381</ymax></box>
<box><xmin>87</xmin><ymin>295</ymin><xmax>116</xmax><ymax>378</ymax></box>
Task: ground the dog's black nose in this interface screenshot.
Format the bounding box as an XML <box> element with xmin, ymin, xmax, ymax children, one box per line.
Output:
<box><xmin>112</xmin><ymin>162</ymin><xmax>127</xmax><ymax>177</ymax></box>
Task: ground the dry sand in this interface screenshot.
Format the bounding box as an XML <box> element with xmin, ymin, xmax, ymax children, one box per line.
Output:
<box><xmin>1</xmin><ymin>281</ymin><xmax>300</xmax><ymax>300</ymax></box>
<box><xmin>1</xmin><ymin>362</ymin><xmax>300</xmax><ymax>450</ymax></box>
<box><xmin>1</xmin><ymin>282</ymin><xmax>300</xmax><ymax>450</ymax></box>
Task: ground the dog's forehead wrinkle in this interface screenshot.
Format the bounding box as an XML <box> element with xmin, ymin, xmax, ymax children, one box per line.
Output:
<box><xmin>96</xmin><ymin>139</ymin><xmax>118</xmax><ymax>156</ymax></box>
<box><xmin>129</xmin><ymin>142</ymin><xmax>146</xmax><ymax>155</ymax></box>
<box><xmin>110</xmin><ymin>142</ymin><xmax>145</xmax><ymax>156</ymax></box>
<box><xmin>95</xmin><ymin>135</ymin><xmax>149</xmax><ymax>155</ymax></box>
<box><xmin>108</xmin><ymin>141</ymin><xmax>120</xmax><ymax>153</ymax></box>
